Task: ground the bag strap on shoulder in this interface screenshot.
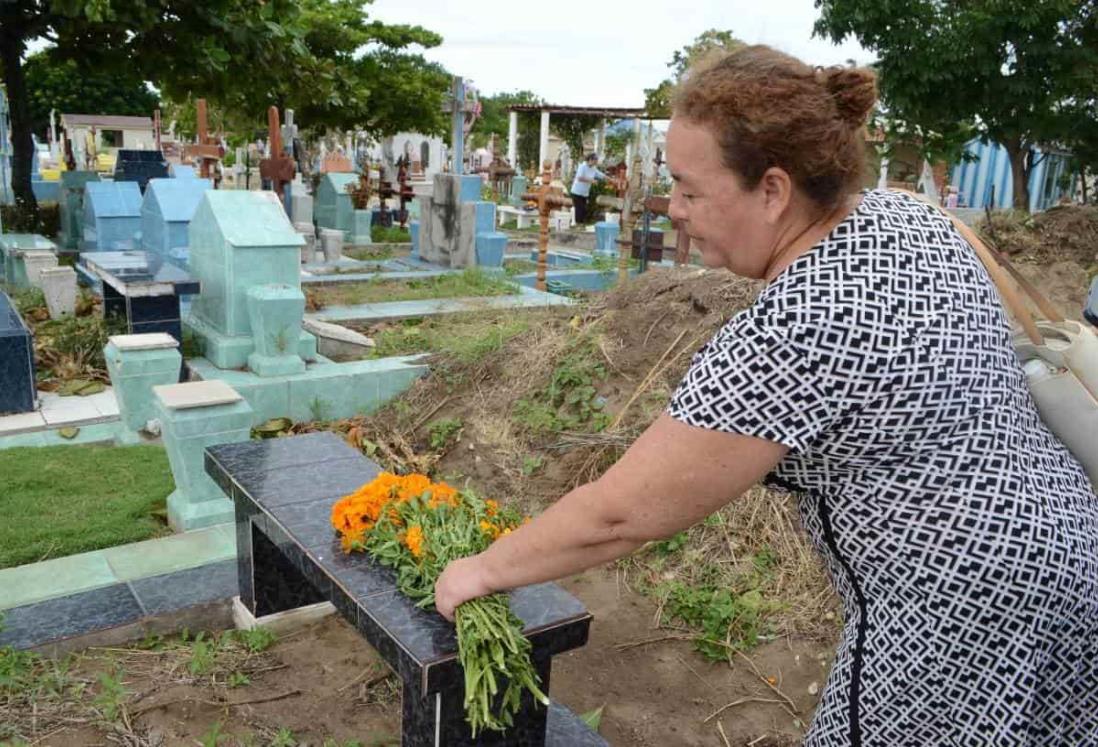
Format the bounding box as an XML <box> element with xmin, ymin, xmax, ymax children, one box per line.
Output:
<box><xmin>890</xmin><ymin>189</ymin><xmax>1063</xmax><ymax>345</ymax></box>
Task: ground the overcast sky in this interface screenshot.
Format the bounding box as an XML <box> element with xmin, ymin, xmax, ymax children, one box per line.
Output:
<box><xmin>366</xmin><ymin>0</ymin><xmax>871</xmax><ymax>107</ymax></box>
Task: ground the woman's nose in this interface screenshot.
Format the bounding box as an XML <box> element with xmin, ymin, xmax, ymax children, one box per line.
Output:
<box><xmin>669</xmin><ymin>185</ymin><xmax>688</xmax><ymax>223</ymax></box>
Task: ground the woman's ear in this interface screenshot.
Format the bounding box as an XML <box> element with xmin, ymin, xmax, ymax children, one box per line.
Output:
<box><xmin>758</xmin><ymin>167</ymin><xmax>794</xmax><ymax>224</ymax></box>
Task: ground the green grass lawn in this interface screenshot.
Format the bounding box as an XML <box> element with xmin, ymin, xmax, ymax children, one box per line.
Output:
<box><xmin>0</xmin><ymin>444</ymin><xmax>174</xmax><ymax>569</ymax></box>
<box><xmin>310</xmin><ymin>268</ymin><xmax>518</xmax><ymax>308</ymax></box>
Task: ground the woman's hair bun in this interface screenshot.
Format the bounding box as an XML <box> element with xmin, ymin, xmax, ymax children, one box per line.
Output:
<box><xmin>821</xmin><ymin>66</ymin><xmax>877</xmax><ymax>126</ymax></box>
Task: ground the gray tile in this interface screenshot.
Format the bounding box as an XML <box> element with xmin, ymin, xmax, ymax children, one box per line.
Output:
<box><xmin>129</xmin><ymin>560</ymin><xmax>238</xmax><ymax>615</ymax></box>
<box><xmin>0</xmin><ymin>584</ymin><xmax>143</xmax><ymax>650</ymax></box>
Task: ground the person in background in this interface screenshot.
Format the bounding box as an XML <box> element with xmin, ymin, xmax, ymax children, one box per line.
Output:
<box><xmin>570</xmin><ymin>153</ymin><xmax>608</xmax><ymax>224</ymax></box>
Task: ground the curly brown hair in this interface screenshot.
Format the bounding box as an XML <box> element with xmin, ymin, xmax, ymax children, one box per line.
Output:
<box><xmin>672</xmin><ymin>45</ymin><xmax>877</xmax><ymax>210</ymax></box>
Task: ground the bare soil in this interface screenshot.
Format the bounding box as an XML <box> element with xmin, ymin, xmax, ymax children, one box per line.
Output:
<box><xmin>16</xmin><ymin>571</ymin><xmax>832</xmax><ymax>747</ymax></box>
<box><xmin>979</xmin><ymin>205</ymin><xmax>1097</xmax><ymax>320</ymax></box>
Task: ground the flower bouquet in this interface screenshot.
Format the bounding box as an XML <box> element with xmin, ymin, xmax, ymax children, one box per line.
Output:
<box><xmin>331</xmin><ymin>472</ymin><xmax>546</xmax><ymax>733</ymax></box>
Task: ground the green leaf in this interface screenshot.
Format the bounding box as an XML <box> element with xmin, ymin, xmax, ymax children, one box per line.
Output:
<box><xmin>580</xmin><ymin>705</ymin><xmax>604</xmax><ymax>731</ymax></box>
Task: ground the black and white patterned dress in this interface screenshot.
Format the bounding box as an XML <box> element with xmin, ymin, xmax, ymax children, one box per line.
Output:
<box><xmin>668</xmin><ymin>190</ymin><xmax>1098</xmax><ymax>746</ymax></box>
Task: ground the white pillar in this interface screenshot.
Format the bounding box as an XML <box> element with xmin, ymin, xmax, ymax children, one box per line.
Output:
<box><xmin>877</xmin><ymin>157</ymin><xmax>890</xmax><ymax>191</ymax></box>
<box><xmin>507</xmin><ymin>110</ymin><xmax>518</xmax><ymax>167</ymax></box>
<box><xmin>538</xmin><ymin>110</ymin><xmax>551</xmax><ymax>173</ymax></box>
<box><xmin>599</xmin><ymin>119</ymin><xmax>608</xmax><ymax>160</ymax></box>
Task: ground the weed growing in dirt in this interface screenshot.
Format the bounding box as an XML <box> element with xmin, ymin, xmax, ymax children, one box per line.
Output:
<box><xmin>521</xmin><ymin>454</ymin><xmax>544</xmax><ymax>475</ymax></box>
<box><xmin>200</xmin><ymin>721</ymin><xmax>230</xmax><ymax>747</ymax></box>
<box><xmin>347</xmin><ymin>244</ymin><xmax>397</xmax><ymax>261</ymax></box>
<box><xmin>92</xmin><ymin>669</ymin><xmax>127</xmax><ymax>722</ymax></box>
<box><xmin>369</xmin><ymin>225</ymin><xmax>411</xmax><ymax>243</ymax></box>
<box><xmin>427</xmin><ymin>417</ymin><xmax>463</xmax><ymax>450</ymax></box>
<box><xmin>503</xmin><ymin>258</ymin><xmax>539</xmax><ymax>276</ymax></box>
<box><xmin>365</xmin><ymin>312</ymin><xmax>532</xmax><ymax>364</ymax></box>
<box><xmin>512</xmin><ymin>333</ymin><xmax>609</xmax><ymax>435</ymax></box>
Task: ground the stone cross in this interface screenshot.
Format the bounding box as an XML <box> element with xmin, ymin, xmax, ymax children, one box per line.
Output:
<box><xmin>522</xmin><ymin>163</ymin><xmax>573</xmax><ymax>292</ymax></box>
<box><xmin>183</xmin><ymin>99</ymin><xmax>222</xmax><ymax>179</ymax></box>
<box><xmin>441</xmin><ymin>77</ymin><xmax>467</xmax><ymax>173</ymax></box>
<box><xmin>259</xmin><ymin>106</ymin><xmax>295</xmax><ymax>199</ymax></box>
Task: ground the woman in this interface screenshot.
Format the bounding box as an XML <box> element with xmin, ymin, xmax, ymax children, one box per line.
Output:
<box><xmin>436</xmin><ymin>46</ymin><xmax>1098</xmax><ymax>745</ymax></box>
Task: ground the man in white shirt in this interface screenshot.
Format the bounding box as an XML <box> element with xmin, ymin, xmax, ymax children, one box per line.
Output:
<box><xmin>570</xmin><ymin>153</ymin><xmax>608</xmax><ymax>224</ymax></box>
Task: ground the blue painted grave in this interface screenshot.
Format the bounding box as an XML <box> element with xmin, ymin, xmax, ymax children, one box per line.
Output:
<box><xmin>83</xmin><ymin>181</ymin><xmax>143</xmax><ymax>252</ymax></box>
<box><xmin>315</xmin><ymin>173</ymin><xmax>358</xmax><ymax>236</ymax></box>
<box><xmin>141</xmin><ymin>177</ymin><xmax>213</xmax><ymax>268</ymax></box>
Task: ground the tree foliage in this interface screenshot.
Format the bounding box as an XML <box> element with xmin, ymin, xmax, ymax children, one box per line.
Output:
<box><xmin>470</xmin><ymin>90</ymin><xmax>542</xmax><ymax>171</ymax></box>
<box><xmin>815</xmin><ymin>0</ymin><xmax>1098</xmax><ymax>210</ymax></box>
<box><xmin>0</xmin><ymin>0</ymin><xmax>449</xmax><ymax>212</ymax></box>
<box><xmin>21</xmin><ymin>51</ymin><xmax>158</xmax><ymax>138</ymax></box>
<box><xmin>644</xmin><ymin>29</ymin><xmax>744</xmax><ymax>117</ymax></box>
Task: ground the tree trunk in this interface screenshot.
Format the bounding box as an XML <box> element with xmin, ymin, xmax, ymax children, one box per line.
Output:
<box><xmin>1002</xmin><ymin>138</ymin><xmax>1030</xmax><ymax>212</ymax></box>
<box><xmin>0</xmin><ymin>30</ymin><xmax>38</xmax><ymax>216</ymax></box>
<box><xmin>1082</xmin><ymin>166</ymin><xmax>1089</xmax><ymax>204</ymax></box>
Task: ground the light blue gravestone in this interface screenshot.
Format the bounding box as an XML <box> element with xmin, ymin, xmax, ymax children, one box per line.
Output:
<box><xmin>141</xmin><ymin>177</ymin><xmax>213</xmax><ymax>269</ymax></box>
<box><xmin>83</xmin><ymin>181</ymin><xmax>142</xmax><ymax>252</ymax></box>
<box><xmin>186</xmin><ymin>191</ymin><xmax>315</xmax><ymax>370</ymax></box>
<box><xmin>59</xmin><ymin>171</ymin><xmax>100</xmax><ymax>251</ymax></box>
<box><xmin>103</xmin><ymin>332</ymin><xmax>183</xmax><ymax>444</ymax></box>
<box><xmin>350</xmin><ymin>209</ymin><xmax>373</xmax><ymax>246</ymax></box>
<box><xmin>595</xmin><ymin>221</ymin><xmax>620</xmax><ymax>255</ymax></box>
<box><xmin>154</xmin><ymin>379</ymin><xmax>254</xmax><ymax>531</ymax></box>
<box><xmin>509</xmin><ymin>174</ymin><xmax>528</xmax><ymax>207</ymax></box>
<box><xmin>246</xmin><ymin>284</ymin><xmax>306</xmax><ymax>376</ymax></box>
<box><xmin>170</xmin><ymin>164</ymin><xmax>198</xmax><ymax>179</ymax></box>
<box><xmin>315</xmin><ymin>173</ymin><xmax>358</xmax><ymax>236</ymax></box>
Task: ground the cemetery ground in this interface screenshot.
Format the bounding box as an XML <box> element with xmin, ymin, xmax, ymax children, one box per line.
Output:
<box><xmin>2</xmin><ymin>208</ymin><xmax>1095</xmax><ymax>746</ymax></box>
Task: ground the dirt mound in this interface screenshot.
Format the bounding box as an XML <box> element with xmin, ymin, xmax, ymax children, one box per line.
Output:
<box><xmin>977</xmin><ymin>206</ymin><xmax>1097</xmax><ymax>320</ymax></box>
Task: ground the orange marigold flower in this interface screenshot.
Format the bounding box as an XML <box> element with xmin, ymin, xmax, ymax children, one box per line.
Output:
<box><xmin>428</xmin><ymin>482</ymin><xmax>459</xmax><ymax>509</ymax></box>
<box><xmin>403</xmin><ymin>525</ymin><xmax>425</xmax><ymax>558</ymax></box>
<box><xmin>485</xmin><ymin>499</ymin><xmax>499</xmax><ymax>516</ymax></box>
<box><xmin>479</xmin><ymin>520</ymin><xmax>501</xmax><ymax>540</ymax></box>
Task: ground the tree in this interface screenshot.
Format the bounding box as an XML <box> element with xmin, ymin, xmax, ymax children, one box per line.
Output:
<box><xmin>815</xmin><ymin>0</ymin><xmax>1098</xmax><ymax>210</ymax></box>
<box><xmin>0</xmin><ymin>0</ymin><xmax>448</xmax><ymax>214</ymax></box>
<box><xmin>644</xmin><ymin>29</ymin><xmax>745</xmax><ymax>118</ymax></box>
<box><xmin>22</xmin><ymin>51</ymin><xmax>158</xmax><ymax>139</ymax></box>
<box><xmin>470</xmin><ymin>91</ymin><xmax>543</xmax><ymax>171</ymax></box>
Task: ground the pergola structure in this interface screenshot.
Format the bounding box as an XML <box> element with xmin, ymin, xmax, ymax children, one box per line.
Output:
<box><xmin>504</xmin><ymin>104</ymin><xmax>650</xmax><ymax>174</ymax></box>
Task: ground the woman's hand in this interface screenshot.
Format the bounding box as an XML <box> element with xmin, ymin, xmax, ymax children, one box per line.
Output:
<box><xmin>435</xmin><ymin>554</ymin><xmax>495</xmax><ymax>621</ymax></box>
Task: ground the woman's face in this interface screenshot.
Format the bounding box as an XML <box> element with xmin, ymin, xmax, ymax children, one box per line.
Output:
<box><xmin>666</xmin><ymin>117</ymin><xmax>792</xmax><ymax>278</ymax></box>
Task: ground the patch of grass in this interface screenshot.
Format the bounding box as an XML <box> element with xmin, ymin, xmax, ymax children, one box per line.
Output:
<box><xmin>588</xmin><ymin>254</ymin><xmax>639</xmax><ymax>273</ymax></box>
<box><xmin>0</xmin><ymin>444</ymin><xmax>174</xmax><ymax>568</ymax></box>
<box><xmin>346</xmin><ymin>245</ymin><xmax>396</xmax><ymax>262</ymax></box>
<box><xmin>427</xmin><ymin>417</ymin><xmax>463</xmax><ymax>450</ymax></box>
<box><xmin>364</xmin><ymin>311</ymin><xmax>532</xmax><ymax>364</ymax></box>
<box><xmin>503</xmin><ymin>258</ymin><xmax>539</xmax><ymax>276</ymax></box>
<box><xmin>512</xmin><ymin>333</ymin><xmax>610</xmax><ymax>435</ymax></box>
<box><xmin>369</xmin><ymin>225</ymin><xmax>411</xmax><ymax>243</ymax></box>
<box><xmin>310</xmin><ymin>268</ymin><xmax>518</xmax><ymax>307</ymax></box>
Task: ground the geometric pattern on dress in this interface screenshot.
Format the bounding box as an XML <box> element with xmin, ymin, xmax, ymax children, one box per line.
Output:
<box><xmin>668</xmin><ymin>190</ymin><xmax>1098</xmax><ymax>746</ymax></box>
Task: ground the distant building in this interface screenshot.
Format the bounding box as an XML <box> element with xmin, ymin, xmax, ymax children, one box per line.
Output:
<box><xmin>950</xmin><ymin>139</ymin><xmax>1075</xmax><ymax>212</ymax></box>
<box><xmin>60</xmin><ymin>113</ymin><xmax>156</xmax><ymax>159</ymax></box>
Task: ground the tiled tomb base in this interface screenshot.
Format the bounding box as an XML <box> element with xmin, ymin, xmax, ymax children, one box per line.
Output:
<box><xmin>205</xmin><ymin>431</ymin><xmax>606</xmax><ymax>747</ymax></box>
<box><xmin>185</xmin><ymin>354</ymin><xmax>428</xmax><ymax>426</ymax></box>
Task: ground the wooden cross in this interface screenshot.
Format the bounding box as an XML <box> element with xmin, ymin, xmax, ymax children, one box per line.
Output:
<box><xmin>182</xmin><ymin>99</ymin><xmax>222</xmax><ymax>178</ymax></box>
<box><xmin>643</xmin><ymin>195</ymin><xmax>691</xmax><ymax>266</ymax></box>
<box><xmin>522</xmin><ymin>162</ymin><xmax>573</xmax><ymax>292</ymax></box>
<box><xmin>259</xmin><ymin>106</ymin><xmax>295</xmax><ymax>198</ymax></box>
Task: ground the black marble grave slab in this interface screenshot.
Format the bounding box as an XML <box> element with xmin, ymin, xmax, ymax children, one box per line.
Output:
<box><xmin>0</xmin><ymin>584</ymin><xmax>143</xmax><ymax>650</ymax></box>
<box><xmin>0</xmin><ymin>290</ymin><xmax>37</xmax><ymax>414</ymax></box>
<box><xmin>113</xmin><ymin>149</ymin><xmax>169</xmax><ymax>192</ymax></box>
<box><xmin>130</xmin><ymin>559</ymin><xmax>239</xmax><ymax>615</ymax></box>
<box><xmin>82</xmin><ymin>251</ymin><xmax>199</xmax><ymax>347</ymax></box>
<box><xmin>206</xmin><ymin>431</ymin><xmax>603</xmax><ymax>746</ymax></box>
